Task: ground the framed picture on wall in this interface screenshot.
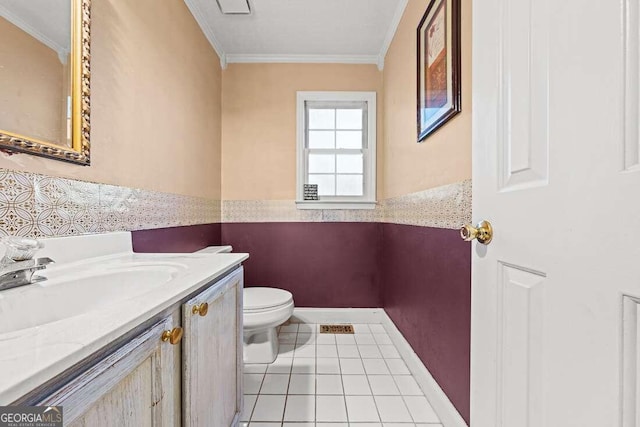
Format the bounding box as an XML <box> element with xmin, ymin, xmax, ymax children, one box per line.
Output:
<box><xmin>417</xmin><ymin>0</ymin><xmax>461</xmax><ymax>142</ymax></box>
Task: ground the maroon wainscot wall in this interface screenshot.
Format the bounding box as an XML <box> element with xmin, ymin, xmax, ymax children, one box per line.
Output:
<box><xmin>132</xmin><ymin>223</ymin><xmax>221</xmax><ymax>253</ymax></box>
<box><xmin>221</xmin><ymin>222</ymin><xmax>383</xmax><ymax>308</ymax></box>
<box><xmin>381</xmin><ymin>223</ymin><xmax>471</xmax><ymax>423</ymax></box>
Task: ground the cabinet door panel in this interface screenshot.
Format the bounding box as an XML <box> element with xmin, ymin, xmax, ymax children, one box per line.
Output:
<box><xmin>40</xmin><ymin>315</ymin><xmax>180</xmax><ymax>427</ymax></box>
<box><xmin>68</xmin><ymin>358</ymin><xmax>154</xmax><ymax>427</ymax></box>
<box><xmin>183</xmin><ymin>267</ymin><xmax>243</xmax><ymax>427</ymax></box>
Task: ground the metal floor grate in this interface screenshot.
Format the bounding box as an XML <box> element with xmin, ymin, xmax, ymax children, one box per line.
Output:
<box><xmin>319</xmin><ymin>324</ymin><xmax>354</xmax><ymax>334</ymax></box>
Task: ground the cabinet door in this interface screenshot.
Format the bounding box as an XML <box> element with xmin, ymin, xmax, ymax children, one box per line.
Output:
<box><xmin>40</xmin><ymin>314</ymin><xmax>181</xmax><ymax>427</ymax></box>
<box><xmin>182</xmin><ymin>267</ymin><xmax>243</xmax><ymax>427</ymax></box>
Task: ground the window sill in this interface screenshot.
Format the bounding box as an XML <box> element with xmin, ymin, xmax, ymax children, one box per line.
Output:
<box><xmin>295</xmin><ymin>201</ymin><xmax>377</xmax><ymax>210</ymax></box>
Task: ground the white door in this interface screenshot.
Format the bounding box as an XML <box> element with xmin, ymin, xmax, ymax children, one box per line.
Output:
<box><xmin>471</xmin><ymin>0</ymin><xmax>640</xmax><ymax>426</ymax></box>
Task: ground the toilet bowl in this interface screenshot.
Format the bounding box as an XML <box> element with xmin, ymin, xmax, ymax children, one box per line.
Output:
<box><xmin>196</xmin><ymin>247</ymin><xmax>295</xmax><ymax>364</ymax></box>
<box><xmin>243</xmin><ymin>287</ymin><xmax>294</xmax><ymax>364</ymax></box>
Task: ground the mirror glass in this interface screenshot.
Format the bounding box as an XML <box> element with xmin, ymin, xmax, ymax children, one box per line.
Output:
<box><xmin>0</xmin><ymin>0</ymin><xmax>88</xmax><ymax>164</ymax></box>
<box><xmin>0</xmin><ymin>0</ymin><xmax>72</xmax><ymax>147</ymax></box>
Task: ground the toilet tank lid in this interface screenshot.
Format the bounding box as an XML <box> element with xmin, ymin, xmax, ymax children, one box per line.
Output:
<box><xmin>244</xmin><ymin>287</ymin><xmax>293</xmax><ymax>311</ymax></box>
<box><xmin>196</xmin><ymin>245</ymin><xmax>233</xmax><ymax>254</ymax></box>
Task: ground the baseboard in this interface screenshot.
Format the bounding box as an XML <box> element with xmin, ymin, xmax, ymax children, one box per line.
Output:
<box><xmin>379</xmin><ymin>311</ymin><xmax>468</xmax><ymax>427</ymax></box>
<box><xmin>290</xmin><ymin>308</ymin><xmax>468</xmax><ymax>427</ymax></box>
<box><xmin>291</xmin><ymin>307</ymin><xmax>386</xmax><ymax>324</ymax></box>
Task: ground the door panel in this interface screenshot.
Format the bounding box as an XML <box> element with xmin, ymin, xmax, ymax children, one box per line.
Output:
<box><xmin>497</xmin><ymin>263</ymin><xmax>545</xmax><ymax>427</ymax></box>
<box><xmin>182</xmin><ymin>268</ymin><xmax>243</xmax><ymax>427</ymax></box>
<box><xmin>622</xmin><ymin>296</ymin><xmax>640</xmax><ymax>427</ymax></box>
<box><xmin>625</xmin><ymin>0</ymin><xmax>640</xmax><ymax>170</ymax></box>
<box><xmin>472</xmin><ymin>0</ymin><xmax>638</xmax><ymax>425</ymax></box>
<box><xmin>498</xmin><ymin>0</ymin><xmax>549</xmax><ymax>190</ymax></box>
<box><xmin>69</xmin><ymin>358</ymin><xmax>154</xmax><ymax>427</ymax></box>
<box><xmin>40</xmin><ymin>316</ymin><xmax>180</xmax><ymax>427</ymax></box>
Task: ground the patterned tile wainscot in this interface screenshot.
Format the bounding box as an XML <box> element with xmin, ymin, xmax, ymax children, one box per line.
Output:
<box><xmin>222</xmin><ymin>180</ymin><xmax>471</xmax><ymax>229</ymax></box>
<box><xmin>382</xmin><ymin>180</ymin><xmax>472</xmax><ymax>229</ymax></box>
<box><xmin>221</xmin><ymin>200</ymin><xmax>383</xmax><ymax>223</ymax></box>
<box><xmin>0</xmin><ymin>169</ymin><xmax>221</xmax><ymax>237</ymax></box>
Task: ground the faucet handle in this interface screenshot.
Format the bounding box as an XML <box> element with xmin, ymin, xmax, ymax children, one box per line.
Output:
<box><xmin>1</xmin><ymin>237</ymin><xmax>44</xmax><ymax>262</ymax></box>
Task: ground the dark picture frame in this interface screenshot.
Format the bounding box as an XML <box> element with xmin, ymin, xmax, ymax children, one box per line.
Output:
<box><xmin>417</xmin><ymin>0</ymin><xmax>461</xmax><ymax>142</ymax></box>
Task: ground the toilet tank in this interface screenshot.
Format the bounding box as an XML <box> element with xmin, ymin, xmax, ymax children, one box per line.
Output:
<box><xmin>195</xmin><ymin>246</ymin><xmax>233</xmax><ymax>254</ymax></box>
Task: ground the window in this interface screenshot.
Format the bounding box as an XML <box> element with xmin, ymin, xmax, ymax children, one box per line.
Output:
<box><xmin>296</xmin><ymin>91</ymin><xmax>377</xmax><ymax>209</ymax></box>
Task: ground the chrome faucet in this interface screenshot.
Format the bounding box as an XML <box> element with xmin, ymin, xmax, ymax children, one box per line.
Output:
<box><xmin>0</xmin><ymin>237</ymin><xmax>54</xmax><ymax>291</ymax></box>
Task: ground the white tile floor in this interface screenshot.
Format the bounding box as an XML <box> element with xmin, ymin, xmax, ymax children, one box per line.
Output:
<box><xmin>241</xmin><ymin>321</ymin><xmax>442</xmax><ymax>427</ymax></box>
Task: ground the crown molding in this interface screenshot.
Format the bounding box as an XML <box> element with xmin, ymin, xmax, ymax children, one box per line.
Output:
<box><xmin>225</xmin><ymin>54</ymin><xmax>380</xmax><ymax>66</ymax></box>
<box><xmin>0</xmin><ymin>4</ymin><xmax>69</xmax><ymax>63</ymax></box>
<box><xmin>184</xmin><ymin>0</ymin><xmax>407</xmax><ymax>71</ymax></box>
<box><xmin>377</xmin><ymin>0</ymin><xmax>409</xmax><ymax>71</ymax></box>
<box><xmin>184</xmin><ymin>0</ymin><xmax>227</xmax><ymax>69</ymax></box>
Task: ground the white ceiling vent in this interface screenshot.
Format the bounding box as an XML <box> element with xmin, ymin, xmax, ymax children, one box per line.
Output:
<box><xmin>216</xmin><ymin>0</ymin><xmax>251</xmax><ymax>15</ymax></box>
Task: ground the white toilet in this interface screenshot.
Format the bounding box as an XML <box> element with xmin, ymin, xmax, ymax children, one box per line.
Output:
<box><xmin>197</xmin><ymin>246</ymin><xmax>295</xmax><ymax>364</ymax></box>
<box><xmin>243</xmin><ymin>287</ymin><xmax>294</xmax><ymax>363</ymax></box>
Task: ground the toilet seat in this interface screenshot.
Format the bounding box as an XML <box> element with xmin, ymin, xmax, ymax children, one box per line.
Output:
<box><xmin>244</xmin><ymin>287</ymin><xmax>293</xmax><ymax>312</ymax></box>
<box><xmin>243</xmin><ymin>287</ymin><xmax>294</xmax><ymax>334</ymax></box>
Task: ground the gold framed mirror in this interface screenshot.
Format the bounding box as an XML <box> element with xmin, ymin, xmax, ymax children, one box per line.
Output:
<box><xmin>0</xmin><ymin>0</ymin><xmax>91</xmax><ymax>165</ymax></box>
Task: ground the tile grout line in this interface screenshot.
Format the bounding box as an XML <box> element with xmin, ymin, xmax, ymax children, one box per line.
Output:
<box><xmin>381</xmin><ymin>348</ymin><xmax>416</xmax><ymax>424</ymax></box>
<box><xmin>333</xmin><ymin>332</ymin><xmax>349</xmax><ymax>425</ymax></box>
<box><xmin>314</xmin><ymin>325</ymin><xmax>318</xmax><ymax>424</ymax></box>
<box><xmin>336</xmin><ymin>332</ymin><xmax>348</xmax><ymax>424</ymax></box>
<box><xmin>246</xmin><ymin>394</ymin><xmax>258</xmax><ymax>426</ymax></box>
<box><xmin>281</xmin><ymin>324</ymin><xmax>298</xmax><ymax>424</ymax></box>
<box><xmin>359</xmin><ymin>324</ymin><xmax>385</xmax><ymax>424</ymax></box>
<box><xmin>362</xmin><ymin>359</ymin><xmax>384</xmax><ymax>424</ymax></box>
<box><xmin>253</xmin><ymin>321</ymin><xmax>441</xmax><ymax>426</ymax></box>
<box><xmin>248</xmin><ymin>369</ymin><xmax>268</xmax><ymax>423</ymax></box>
<box><xmin>375</xmin><ymin>326</ymin><xmax>432</xmax><ymax>424</ymax></box>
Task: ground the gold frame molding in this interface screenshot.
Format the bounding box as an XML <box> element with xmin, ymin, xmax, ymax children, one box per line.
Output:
<box><xmin>0</xmin><ymin>0</ymin><xmax>91</xmax><ymax>166</ymax></box>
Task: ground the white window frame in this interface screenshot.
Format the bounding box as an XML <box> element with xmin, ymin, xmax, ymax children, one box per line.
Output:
<box><xmin>296</xmin><ymin>91</ymin><xmax>377</xmax><ymax>210</ymax></box>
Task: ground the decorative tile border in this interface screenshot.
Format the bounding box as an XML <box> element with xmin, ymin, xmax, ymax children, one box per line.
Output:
<box><xmin>382</xmin><ymin>180</ymin><xmax>472</xmax><ymax>229</ymax></box>
<box><xmin>0</xmin><ymin>169</ymin><xmax>221</xmax><ymax>238</ymax></box>
<box><xmin>222</xmin><ymin>200</ymin><xmax>322</xmax><ymax>223</ymax></box>
<box><xmin>222</xmin><ymin>180</ymin><xmax>471</xmax><ymax>229</ymax></box>
<box><xmin>222</xmin><ymin>200</ymin><xmax>384</xmax><ymax>223</ymax></box>
<box><xmin>0</xmin><ymin>168</ymin><xmax>469</xmax><ymax>237</ymax></box>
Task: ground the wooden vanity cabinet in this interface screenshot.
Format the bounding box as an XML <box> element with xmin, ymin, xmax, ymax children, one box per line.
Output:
<box><xmin>32</xmin><ymin>266</ymin><xmax>244</xmax><ymax>427</ymax></box>
<box><xmin>39</xmin><ymin>313</ymin><xmax>181</xmax><ymax>427</ymax></box>
<box><xmin>182</xmin><ymin>268</ymin><xmax>244</xmax><ymax>427</ymax></box>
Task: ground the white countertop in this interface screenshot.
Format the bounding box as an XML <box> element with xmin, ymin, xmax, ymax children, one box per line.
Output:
<box><xmin>0</xmin><ymin>250</ymin><xmax>248</xmax><ymax>404</ymax></box>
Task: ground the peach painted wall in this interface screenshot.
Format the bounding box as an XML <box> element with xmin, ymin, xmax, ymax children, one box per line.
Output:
<box><xmin>382</xmin><ymin>0</ymin><xmax>472</xmax><ymax>198</ymax></box>
<box><xmin>0</xmin><ymin>17</ymin><xmax>65</xmax><ymax>145</ymax></box>
<box><xmin>0</xmin><ymin>0</ymin><xmax>222</xmax><ymax>200</ymax></box>
<box><xmin>221</xmin><ymin>63</ymin><xmax>383</xmax><ymax>201</ymax></box>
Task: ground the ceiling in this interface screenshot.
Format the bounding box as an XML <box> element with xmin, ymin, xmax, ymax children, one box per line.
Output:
<box><xmin>184</xmin><ymin>0</ymin><xmax>408</xmax><ymax>70</ymax></box>
<box><xmin>0</xmin><ymin>0</ymin><xmax>70</xmax><ymax>61</ymax></box>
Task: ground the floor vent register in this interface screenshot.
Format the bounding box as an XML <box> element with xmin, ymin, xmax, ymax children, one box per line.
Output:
<box><xmin>319</xmin><ymin>324</ymin><xmax>355</xmax><ymax>334</ymax></box>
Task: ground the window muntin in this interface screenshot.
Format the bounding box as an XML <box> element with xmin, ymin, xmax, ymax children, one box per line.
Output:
<box><xmin>304</xmin><ymin>101</ymin><xmax>367</xmax><ymax>198</ymax></box>
<box><xmin>296</xmin><ymin>92</ymin><xmax>376</xmax><ymax>209</ymax></box>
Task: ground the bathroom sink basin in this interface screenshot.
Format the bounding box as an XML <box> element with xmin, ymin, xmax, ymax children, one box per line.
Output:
<box><xmin>0</xmin><ymin>265</ymin><xmax>183</xmax><ymax>335</ymax></box>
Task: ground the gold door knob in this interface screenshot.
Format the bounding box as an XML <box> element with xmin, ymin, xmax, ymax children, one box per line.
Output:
<box><xmin>192</xmin><ymin>302</ymin><xmax>209</xmax><ymax>317</ymax></box>
<box><xmin>460</xmin><ymin>220</ymin><xmax>493</xmax><ymax>244</ymax></box>
<box><xmin>161</xmin><ymin>327</ymin><xmax>183</xmax><ymax>345</ymax></box>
